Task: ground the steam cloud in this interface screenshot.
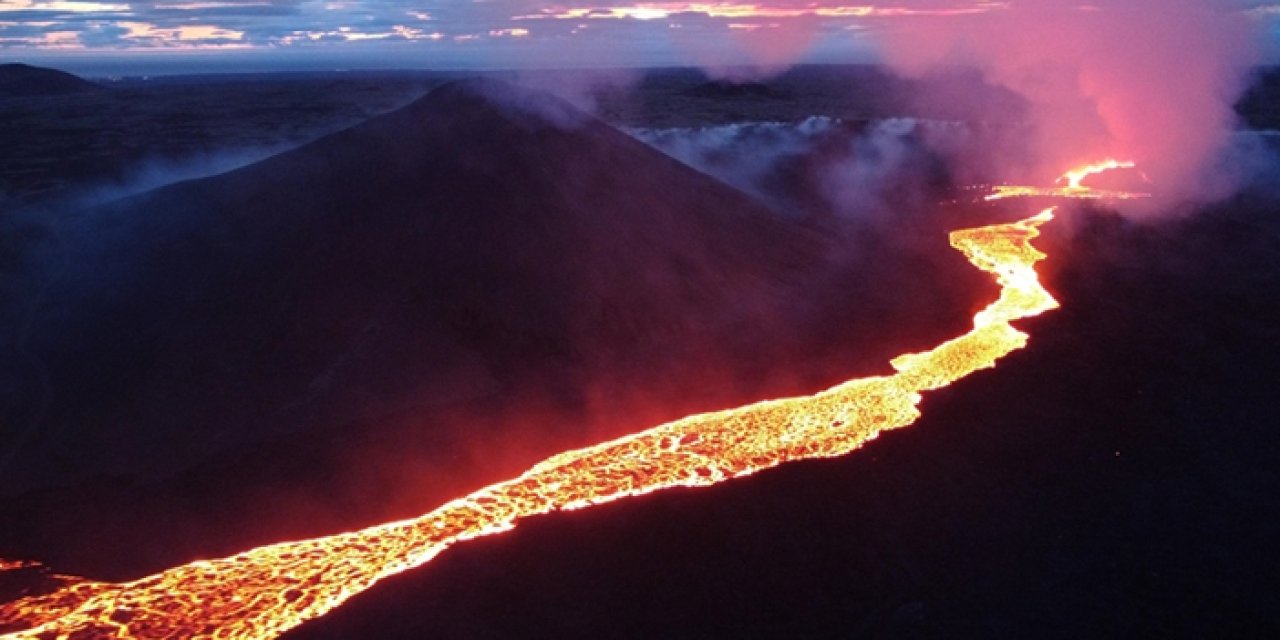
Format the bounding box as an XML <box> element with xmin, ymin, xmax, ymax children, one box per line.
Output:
<box><xmin>629</xmin><ymin>117</ymin><xmax>973</xmax><ymax>219</ymax></box>
<box><xmin>628</xmin><ymin>117</ymin><xmax>843</xmax><ymax>212</ymax></box>
<box><xmin>664</xmin><ymin>1</ymin><xmax>1266</xmax><ymax>213</ymax></box>
<box><xmin>871</xmin><ymin>0</ymin><xmax>1264</xmax><ymax>211</ymax></box>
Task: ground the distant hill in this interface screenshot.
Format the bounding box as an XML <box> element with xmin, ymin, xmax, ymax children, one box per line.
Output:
<box><xmin>684</xmin><ymin>79</ymin><xmax>792</xmax><ymax>100</ymax></box>
<box><xmin>0</xmin><ymin>63</ymin><xmax>101</xmax><ymax>97</ymax></box>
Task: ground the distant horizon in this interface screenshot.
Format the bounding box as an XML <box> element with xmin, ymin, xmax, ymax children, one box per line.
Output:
<box><xmin>3</xmin><ymin>55</ymin><xmax>897</xmax><ymax>79</ymax></box>
<box><xmin>1</xmin><ymin>43</ymin><xmax>890</xmax><ymax>77</ymax></box>
<box><xmin>9</xmin><ymin>59</ymin><xmax>1280</xmax><ymax>85</ymax></box>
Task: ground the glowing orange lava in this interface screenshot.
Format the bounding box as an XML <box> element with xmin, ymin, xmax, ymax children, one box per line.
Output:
<box><xmin>1</xmin><ymin>208</ymin><xmax>1061</xmax><ymax>640</ymax></box>
<box><xmin>986</xmin><ymin>159</ymin><xmax>1150</xmax><ymax>201</ymax></box>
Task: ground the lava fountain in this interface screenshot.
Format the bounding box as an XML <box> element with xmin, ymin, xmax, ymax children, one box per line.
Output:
<box><xmin>2</xmin><ymin>161</ymin><xmax>1132</xmax><ymax>638</ymax></box>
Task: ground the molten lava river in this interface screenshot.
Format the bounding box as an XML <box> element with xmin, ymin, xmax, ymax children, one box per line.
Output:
<box><xmin>986</xmin><ymin>159</ymin><xmax>1150</xmax><ymax>201</ymax></box>
<box><xmin>0</xmin><ymin>167</ymin><xmax>1134</xmax><ymax>638</ymax></box>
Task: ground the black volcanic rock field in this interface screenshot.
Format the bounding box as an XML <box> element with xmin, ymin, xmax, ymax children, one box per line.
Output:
<box><xmin>281</xmin><ymin>194</ymin><xmax>1280</xmax><ymax>639</ymax></box>
<box><xmin>1</xmin><ymin>71</ymin><xmax>1279</xmax><ymax>638</ymax></box>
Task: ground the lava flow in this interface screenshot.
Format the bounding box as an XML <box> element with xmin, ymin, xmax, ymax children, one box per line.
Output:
<box><xmin>1</xmin><ymin>206</ymin><xmax>1063</xmax><ymax>639</ymax></box>
<box><xmin>986</xmin><ymin>159</ymin><xmax>1151</xmax><ymax>201</ymax></box>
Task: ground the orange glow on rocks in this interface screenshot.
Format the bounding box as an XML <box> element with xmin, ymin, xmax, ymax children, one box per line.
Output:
<box><xmin>1</xmin><ymin>208</ymin><xmax>1060</xmax><ymax>640</ymax></box>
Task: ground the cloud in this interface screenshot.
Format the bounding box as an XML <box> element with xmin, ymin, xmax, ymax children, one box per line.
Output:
<box><xmin>0</xmin><ymin>1</ymin><xmax>1012</xmax><ymax>56</ymax></box>
<box><xmin>0</xmin><ymin>0</ymin><xmax>1277</xmax><ymax>73</ymax></box>
<box><xmin>74</xmin><ymin>20</ymin><xmax>129</xmax><ymax>46</ymax></box>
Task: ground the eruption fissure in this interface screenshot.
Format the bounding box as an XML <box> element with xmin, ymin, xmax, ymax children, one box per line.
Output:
<box><xmin>985</xmin><ymin>159</ymin><xmax>1150</xmax><ymax>201</ymax></box>
<box><xmin>1</xmin><ymin>170</ymin><xmax>1106</xmax><ymax>637</ymax></box>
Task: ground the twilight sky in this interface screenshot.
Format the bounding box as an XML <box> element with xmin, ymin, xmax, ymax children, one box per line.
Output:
<box><xmin>2</xmin><ymin>1</ymin><xmax>1279</xmax><ymax>75</ymax></box>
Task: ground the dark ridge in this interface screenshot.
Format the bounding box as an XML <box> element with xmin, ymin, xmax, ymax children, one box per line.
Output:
<box><xmin>0</xmin><ymin>78</ymin><xmax>990</xmax><ymax>579</ymax></box>
<box><xmin>0</xmin><ymin>63</ymin><xmax>102</xmax><ymax>98</ymax></box>
<box><xmin>1</xmin><ymin>76</ymin><xmax>818</xmax><ymax>494</ymax></box>
<box><xmin>685</xmin><ymin>80</ymin><xmax>792</xmax><ymax>100</ymax></box>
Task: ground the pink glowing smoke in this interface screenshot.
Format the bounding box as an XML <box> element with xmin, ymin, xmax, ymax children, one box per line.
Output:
<box><xmin>873</xmin><ymin>0</ymin><xmax>1264</xmax><ymax>209</ymax></box>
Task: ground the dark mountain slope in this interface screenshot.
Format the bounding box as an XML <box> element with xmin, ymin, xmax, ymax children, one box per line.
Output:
<box><xmin>0</xmin><ymin>79</ymin><xmax>999</xmax><ymax>579</ymax></box>
<box><xmin>0</xmin><ymin>63</ymin><xmax>101</xmax><ymax>97</ymax></box>
<box><xmin>2</xmin><ymin>78</ymin><xmax>826</xmax><ymax>491</ymax></box>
